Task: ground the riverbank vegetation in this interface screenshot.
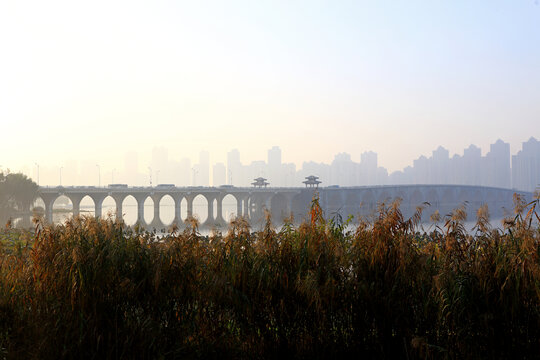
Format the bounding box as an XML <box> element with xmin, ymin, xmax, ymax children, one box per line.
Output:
<box><xmin>0</xmin><ymin>194</ymin><xmax>539</xmax><ymax>359</ymax></box>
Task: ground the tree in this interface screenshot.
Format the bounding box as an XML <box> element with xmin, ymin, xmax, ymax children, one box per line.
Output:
<box><xmin>0</xmin><ymin>171</ymin><xmax>39</xmax><ymax>227</ymax></box>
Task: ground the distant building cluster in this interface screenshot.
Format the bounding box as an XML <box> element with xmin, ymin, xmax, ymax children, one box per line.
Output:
<box><xmin>232</xmin><ymin>139</ymin><xmax>539</xmax><ymax>191</ymax></box>
<box><xmin>512</xmin><ymin>138</ymin><xmax>540</xmax><ymax>192</ymax></box>
<box><xmin>29</xmin><ymin>138</ymin><xmax>539</xmax><ymax>192</ymax></box>
<box><xmin>388</xmin><ymin>138</ymin><xmax>539</xmax><ymax>192</ymax></box>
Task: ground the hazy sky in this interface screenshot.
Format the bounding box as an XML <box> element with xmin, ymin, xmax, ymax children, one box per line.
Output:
<box><xmin>1</xmin><ymin>0</ymin><xmax>539</xmax><ymax>176</ymax></box>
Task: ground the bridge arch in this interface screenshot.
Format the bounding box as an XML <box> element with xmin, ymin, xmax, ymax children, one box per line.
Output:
<box><xmin>270</xmin><ymin>193</ymin><xmax>288</xmax><ymax>223</ymax></box>
<box><xmin>425</xmin><ymin>188</ymin><xmax>439</xmax><ymax>208</ymax></box>
<box><xmin>439</xmin><ymin>188</ymin><xmax>455</xmax><ymax>217</ymax></box>
<box><xmin>180</xmin><ymin>197</ymin><xmax>188</xmax><ymax>222</ymax></box>
<box><xmin>360</xmin><ymin>190</ymin><xmax>376</xmax><ymax>216</ymax></box>
<box><xmin>376</xmin><ymin>190</ymin><xmax>392</xmax><ymax>207</ymax></box>
<box><xmin>392</xmin><ymin>188</ymin><xmax>409</xmax><ymax>217</ymax></box>
<box><xmin>159</xmin><ymin>194</ymin><xmax>175</xmax><ymax>226</ymax></box>
<box><xmin>326</xmin><ymin>191</ymin><xmax>344</xmax><ymax>218</ymax></box>
<box><xmin>455</xmin><ymin>188</ymin><xmax>477</xmax><ymax>220</ymax></box>
<box><xmin>409</xmin><ymin>189</ymin><xmax>424</xmax><ymax>209</ymax></box>
<box><xmin>52</xmin><ymin>195</ymin><xmax>73</xmax><ymax>224</ymax></box>
<box><xmin>211</xmin><ymin>197</ymin><xmax>218</xmax><ymax>224</ymax></box>
<box><xmin>408</xmin><ymin>189</ymin><xmax>425</xmax><ymax>220</ymax></box>
<box><xmin>494</xmin><ymin>190</ymin><xmax>511</xmax><ymax>219</ymax></box>
<box><xmin>32</xmin><ymin>197</ymin><xmax>46</xmax><ymax>220</ymax></box>
<box><xmin>101</xmin><ymin>195</ymin><xmax>117</xmax><ymax>220</ymax></box>
<box><xmin>343</xmin><ymin>190</ymin><xmax>360</xmax><ymax>220</ymax></box>
<box><xmin>290</xmin><ymin>191</ymin><xmax>312</xmax><ymax>223</ymax></box>
<box><xmin>80</xmin><ymin>195</ymin><xmax>95</xmax><ymax>218</ymax></box>
<box><xmin>472</xmin><ymin>188</ymin><xmax>485</xmax><ymax>211</ymax></box>
<box><xmin>192</xmin><ymin>194</ymin><xmax>208</xmax><ymax>224</ymax></box>
<box><xmin>222</xmin><ymin>194</ymin><xmax>238</xmax><ymax>222</ymax></box>
<box><xmin>143</xmin><ymin>196</ymin><xmax>154</xmax><ymax>225</ymax></box>
<box><xmin>394</xmin><ymin>188</ymin><xmax>408</xmax><ymax>203</ymax></box>
<box><xmin>122</xmin><ymin>195</ymin><xmax>137</xmax><ymax>226</ymax></box>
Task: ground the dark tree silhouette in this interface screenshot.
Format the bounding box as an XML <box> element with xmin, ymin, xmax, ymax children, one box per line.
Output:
<box><xmin>0</xmin><ymin>172</ymin><xmax>38</xmax><ymax>227</ymax></box>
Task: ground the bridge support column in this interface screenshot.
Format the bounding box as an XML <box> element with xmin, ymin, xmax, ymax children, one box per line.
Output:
<box><xmin>39</xmin><ymin>193</ymin><xmax>58</xmax><ymax>224</ymax></box>
<box><xmin>186</xmin><ymin>194</ymin><xmax>195</xmax><ymax>219</ymax></box>
<box><xmin>264</xmin><ymin>195</ymin><xmax>271</xmax><ymax>212</ymax></box>
<box><xmin>204</xmin><ymin>195</ymin><xmax>216</xmax><ymax>227</ymax></box>
<box><xmin>260</xmin><ymin>194</ymin><xmax>272</xmax><ymax>222</ymax></box>
<box><xmin>243</xmin><ymin>196</ymin><xmax>250</xmax><ymax>219</ymax></box>
<box><xmin>215</xmin><ymin>196</ymin><xmax>225</xmax><ymax>224</ymax></box>
<box><xmin>90</xmin><ymin>194</ymin><xmax>107</xmax><ymax>219</ymax></box>
<box><xmin>67</xmin><ymin>194</ymin><xmax>83</xmax><ymax>218</ymax></box>
<box><xmin>284</xmin><ymin>193</ymin><xmax>294</xmax><ymax>219</ymax></box>
<box><xmin>150</xmin><ymin>194</ymin><xmax>164</xmax><ymax>230</ymax></box>
<box><xmin>247</xmin><ymin>194</ymin><xmax>266</xmax><ymax>224</ymax></box>
<box><xmin>72</xmin><ymin>201</ymin><xmax>80</xmax><ymax>217</ymax></box>
<box><xmin>236</xmin><ymin>196</ymin><xmax>243</xmax><ymax>218</ymax></box>
<box><xmin>319</xmin><ymin>191</ymin><xmax>328</xmax><ymax>212</ymax></box>
<box><xmin>111</xmin><ymin>195</ymin><xmax>125</xmax><ymax>222</ymax></box>
<box><xmin>173</xmin><ymin>195</ymin><xmax>184</xmax><ymax>226</ymax></box>
<box><xmin>134</xmin><ymin>195</ymin><xmax>147</xmax><ymax>227</ymax></box>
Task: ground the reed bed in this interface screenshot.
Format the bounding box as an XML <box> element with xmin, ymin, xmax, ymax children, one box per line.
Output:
<box><xmin>0</xmin><ymin>194</ymin><xmax>539</xmax><ymax>359</ymax></box>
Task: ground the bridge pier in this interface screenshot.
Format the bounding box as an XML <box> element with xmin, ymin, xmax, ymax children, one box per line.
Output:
<box><xmin>236</xmin><ymin>196</ymin><xmax>243</xmax><ymax>218</ymax></box>
<box><xmin>89</xmin><ymin>194</ymin><xmax>107</xmax><ymax>219</ymax></box>
<box><xmin>262</xmin><ymin>195</ymin><xmax>271</xmax><ymax>221</ymax></box>
<box><xmin>66</xmin><ymin>194</ymin><xmax>84</xmax><ymax>217</ymax></box>
<box><xmin>39</xmin><ymin>193</ymin><xmax>58</xmax><ymax>224</ymax></box>
<box><xmin>185</xmin><ymin>194</ymin><xmax>195</xmax><ymax>220</ymax></box>
<box><xmin>111</xmin><ymin>194</ymin><xmax>125</xmax><ymax>222</ymax></box>
<box><xmin>247</xmin><ymin>193</ymin><xmax>274</xmax><ymax>225</ymax></box>
<box><xmin>133</xmin><ymin>194</ymin><xmax>147</xmax><ymax>227</ymax></box>
<box><xmin>281</xmin><ymin>193</ymin><xmax>295</xmax><ymax>220</ymax></box>
<box><xmin>203</xmin><ymin>194</ymin><xmax>215</xmax><ymax>227</ymax></box>
<box><xmin>172</xmin><ymin>194</ymin><xmax>184</xmax><ymax>226</ymax></box>
<box><xmin>149</xmin><ymin>194</ymin><xmax>165</xmax><ymax>230</ymax></box>
<box><xmin>243</xmin><ymin>195</ymin><xmax>250</xmax><ymax>219</ymax></box>
<box><xmin>215</xmin><ymin>195</ymin><xmax>225</xmax><ymax>224</ymax></box>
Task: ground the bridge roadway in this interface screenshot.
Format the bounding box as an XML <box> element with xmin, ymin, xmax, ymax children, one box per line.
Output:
<box><xmin>35</xmin><ymin>184</ymin><xmax>534</xmax><ymax>231</ymax></box>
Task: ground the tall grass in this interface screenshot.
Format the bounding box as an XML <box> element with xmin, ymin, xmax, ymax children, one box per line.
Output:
<box><xmin>0</xmin><ymin>194</ymin><xmax>539</xmax><ymax>359</ymax></box>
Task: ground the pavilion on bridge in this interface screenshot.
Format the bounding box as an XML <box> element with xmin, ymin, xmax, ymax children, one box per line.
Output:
<box><xmin>303</xmin><ymin>175</ymin><xmax>321</xmax><ymax>188</ymax></box>
<box><xmin>252</xmin><ymin>177</ymin><xmax>269</xmax><ymax>188</ymax></box>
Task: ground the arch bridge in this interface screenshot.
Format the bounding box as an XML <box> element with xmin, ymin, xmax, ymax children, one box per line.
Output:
<box><xmin>33</xmin><ymin>184</ymin><xmax>534</xmax><ymax>231</ymax></box>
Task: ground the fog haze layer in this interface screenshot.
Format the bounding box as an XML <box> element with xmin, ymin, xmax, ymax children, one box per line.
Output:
<box><xmin>1</xmin><ymin>1</ymin><xmax>539</xmax><ymax>175</ymax></box>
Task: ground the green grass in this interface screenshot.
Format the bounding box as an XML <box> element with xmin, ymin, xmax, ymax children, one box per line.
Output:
<box><xmin>0</xmin><ymin>194</ymin><xmax>539</xmax><ymax>359</ymax></box>
<box><xmin>0</xmin><ymin>228</ymin><xmax>33</xmax><ymax>253</ymax></box>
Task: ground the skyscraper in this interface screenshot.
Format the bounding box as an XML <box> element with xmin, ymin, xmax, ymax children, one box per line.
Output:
<box><xmin>227</xmin><ymin>149</ymin><xmax>242</xmax><ymax>185</ymax></box>
<box><xmin>485</xmin><ymin>139</ymin><xmax>510</xmax><ymax>188</ymax></box>
<box><xmin>196</xmin><ymin>151</ymin><xmax>210</xmax><ymax>186</ymax></box>
<box><xmin>512</xmin><ymin>137</ymin><xmax>540</xmax><ymax>191</ymax></box>
<box><xmin>267</xmin><ymin>146</ymin><xmax>282</xmax><ymax>186</ymax></box>
<box><xmin>212</xmin><ymin>162</ymin><xmax>226</xmax><ymax>186</ymax></box>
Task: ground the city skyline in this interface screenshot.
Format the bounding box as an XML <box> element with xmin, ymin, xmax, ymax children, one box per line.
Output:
<box><xmin>12</xmin><ymin>137</ymin><xmax>540</xmax><ymax>192</ymax></box>
<box><xmin>1</xmin><ymin>1</ymin><xmax>539</xmax><ymax>177</ymax></box>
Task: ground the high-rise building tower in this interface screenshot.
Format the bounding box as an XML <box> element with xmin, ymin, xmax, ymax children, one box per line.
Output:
<box><xmin>196</xmin><ymin>151</ymin><xmax>210</xmax><ymax>186</ymax></box>
<box><xmin>512</xmin><ymin>137</ymin><xmax>540</xmax><ymax>191</ymax></box>
<box><xmin>485</xmin><ymin>139</ymin><xmax>511</xmax><ymax>188</ymax></box>
<box><xmin>267</xmin><ymin>146</ymin><xmax>282</xmax><ymax>186</ymax></box>
<box><xmin>212</xmin><ymin>162</ymin><xmax>226</xmax><ymax>186</ymax></box>
<box><xmin>227</xmin><ymin>149</ymin><xmax>242</xmax><ymax>185</ymax></box>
